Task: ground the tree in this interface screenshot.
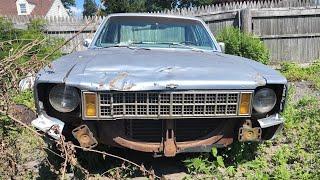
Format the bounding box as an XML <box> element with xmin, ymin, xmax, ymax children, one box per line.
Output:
<box><xmin>102</xmin><ymin>0</ymin><xmax>147</xmax><ymax>14</ymax></box>
<box><xmin>61</xmin><ymin>0</ymin><xmax>75</xmax><ymax>9</ymax></box>
<box><xmin>146</xmin><ymin>0</ymin><xmax>176</xmax><ymax>12</ymax></box>
<box><xmin>179</xmin><ymin>0</ymin><xmax>215</xmax><ymax>8</ymax></box>
<box><xmin>83</xmin><ymin>0</ymin><xmax>98</xmax><ymax>17</ymax></box>
<box><xmin>101</xmin><ymin>0</ymin><xmax>216</xmax><ymax>14</ymax></box>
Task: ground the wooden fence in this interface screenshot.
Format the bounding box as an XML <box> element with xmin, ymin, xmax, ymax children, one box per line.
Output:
<box><xmin>2</xmin><ymin>0</ymin><xmax>320</xmax><ymax>63</ymax></box>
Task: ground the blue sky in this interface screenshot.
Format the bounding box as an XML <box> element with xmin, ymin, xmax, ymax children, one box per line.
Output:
<box><xmin>71</xmin><ymin>0</ymin><xmax>102</xmax><ymax>16</ymax></box>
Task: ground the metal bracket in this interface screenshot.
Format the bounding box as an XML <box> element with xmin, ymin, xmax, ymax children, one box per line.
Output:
<box><xmin>163</xmin><ymin>120</ymin><xmax>177</xmax><ymax>157</ymax></box>
<box><xmin>72</xmin><ymin>125</ymin><xmax>98</xmax><ymax>149</ymax></box>
<box><xmin>238</xmin><ymin>120</ymin><xmax>262</xmax><ymax>142</ymax></box>
<box><xmin>164</xmin><ymin>129</ymin><xmax>177</xmax><ymax>157</ymax></box>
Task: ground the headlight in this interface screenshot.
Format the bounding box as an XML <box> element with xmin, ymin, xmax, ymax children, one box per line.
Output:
<box><xmin>253</xmin><ymin>88</ymin><xmax>277</xmax><ymax>113</ymax></box>
<box><xmin>49</xmin><ymin>84</ymin><xmax>80</xmax><ymax>113</ymax></box>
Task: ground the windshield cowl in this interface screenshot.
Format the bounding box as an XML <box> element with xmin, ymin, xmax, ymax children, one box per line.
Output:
<box><xmin>96</xmin><ymin>41</ymin><xmax>210</xmax><ymax>52</ymax></box>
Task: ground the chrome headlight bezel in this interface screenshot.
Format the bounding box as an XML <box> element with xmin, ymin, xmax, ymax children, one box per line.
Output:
<box><xmin>253</xmin><ymin>88</ymin><xmax>277</xmax><ymax>114</ymax></box>
<box><xmin>49</xmin><ymin>84</ymin><xmax>80</xmax><ymax>113</ymax></box>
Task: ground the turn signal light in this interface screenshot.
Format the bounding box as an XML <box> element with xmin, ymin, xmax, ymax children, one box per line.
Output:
<box><xmin>84</xmin><ymin>93</ymin><xmax>97</xmax><ymax>117</ymax></box>
<box><xmin>239</xmin><ymin>93</ymin><xmax>251</xmax><ymax>115</ymax></box>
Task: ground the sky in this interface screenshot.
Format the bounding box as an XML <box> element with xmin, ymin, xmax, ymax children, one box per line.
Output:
<box><xmin>70</xmin><ymin>0</ymin><xmax>102</xmax><ymax>16</ymax></box>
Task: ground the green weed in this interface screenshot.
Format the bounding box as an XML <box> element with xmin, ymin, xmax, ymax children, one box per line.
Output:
<box><xmin>281</xmin><ymin>61</ymin><xmax>320</xmax><ymax>90</ymax></box>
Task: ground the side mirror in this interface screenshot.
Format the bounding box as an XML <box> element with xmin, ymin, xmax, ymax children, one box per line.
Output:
<box><xmin>83</xmin><ymin>39</ymin><xmax>92</xmax><ymax>47</ymax></box>
<box><xmin>218</xmin><ymin>42</ymin><xmax>225</xmax><ymax>53</ymax></box>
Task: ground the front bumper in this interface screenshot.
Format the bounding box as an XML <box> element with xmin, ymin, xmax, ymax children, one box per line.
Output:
<box><xmin>31</xmin><ymin>113</ymin><xmax>65</xmax><ymax>139</ymax></box>
<box><xmin>31</xmin><ymin>113</ymin><xmax>284</xmax><ymax>156</ymax></box>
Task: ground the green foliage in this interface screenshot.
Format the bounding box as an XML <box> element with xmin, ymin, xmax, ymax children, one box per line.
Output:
<box><xmin>0</xmin><ymin>17</ymin><xmax>63</xmax><ymax>179</ymax></box>
<box><xmin>102</xmin><ymin>0</ymin><xmax>220</xmax><ymax>14</ymax></box>
<box><xmin>183</xmin><ymin>147</ymin><xmax>226</xmax><ymax>177</ymax></box>
<box><xmin>184</xmin><ymin>156</ymin><xmax>215</xmax><ymax>175</ymax></box>
<box><xmin>0</xmin><ymin>18</ymin><xmax>62</xmax><ymax>61</ymax></box>
<box><xmin>179</xmin><ymin>0</ymin><xmax>215</xmax><ymax>8</ymax></box>
<box><xmin>12</xmin><ymin>90</ymin><xmax>35</xmax><ymax>109</ymax></box>
<box><xmin>281</xmin><ymin>61</ymin><xmax>320</xmax><ymax>90</ymax></box>
<box><xmin>61</xmin><ymin>0</ymin><xmax>76</xmax><ymax>9</ymax></box>
<box><xmin>217</xmin><ymin>27</ymin><xmax>270</xmax><ymax>64</ymax></box>
<box><xmin>102</xmin><ymin>0</ymin><xmax>147</xmax><ymax>13</ymax></box>
<box><xmin>83</xmin><ymin>0</ymin><xmax>98</xmax><ymax>17</ymax></box>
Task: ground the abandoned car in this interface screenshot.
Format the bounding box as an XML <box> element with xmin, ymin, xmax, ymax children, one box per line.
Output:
<box><xmin>32</xmin><ymin>14</ymin><xmax>287</xmax><ymax>157</ymax></box>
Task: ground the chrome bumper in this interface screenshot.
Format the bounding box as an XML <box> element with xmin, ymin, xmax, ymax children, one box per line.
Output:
<box><xmin>31</xmin><ymin>113</ymin><xmax>65</xmax><ymax>140</ymax></box>
<box><xmin>258</xmin><ymin>114</ymin><xmax>284</xmax><ymax>140</ymax></box>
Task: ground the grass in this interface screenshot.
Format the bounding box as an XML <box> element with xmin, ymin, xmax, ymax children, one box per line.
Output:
<box><xmin>0</xmin><ymin>90</ymin><xmax>49</xmax><ymax>178</ymax></box>
<box><xmin>280</xmin><ymin>61</ymin><xmax>320</xmax><ymax>90</ymax></box>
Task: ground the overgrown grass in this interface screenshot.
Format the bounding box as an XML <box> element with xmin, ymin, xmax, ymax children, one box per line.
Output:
<box><xmin>183</xmin><ymin>70</ymin><xmax>320</xmax><ymax>179</ymax></box>
<box><xmin>0</xmin><ymin>17</ymin><xmax>63</xmax><ymax>179</ymax></box>
<box><xmin>280</xmin><ymin>61</ymin><xmax>320</xmax><ymax>90</ymax></box>
<box><xmin>0</xmin><ymin>90</ymin><xmax>48</xmax><ymax>178</ymax></box>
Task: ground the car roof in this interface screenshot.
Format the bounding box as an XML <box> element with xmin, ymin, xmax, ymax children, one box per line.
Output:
<box><xmin>106</xmin><ymin>13</ymin><xmax>203</xmax><ymax>22</ymax></box>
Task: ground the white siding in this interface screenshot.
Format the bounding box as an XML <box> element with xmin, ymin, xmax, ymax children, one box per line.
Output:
<box><xmin>46</xmin><ymin>0</ymin><xmax>69</xmax><ymax>17</ymax></box>
<box><xmin>16</xmin><ymin>0</ymin><xmax>35</xmax><ymax>15</ymax></box>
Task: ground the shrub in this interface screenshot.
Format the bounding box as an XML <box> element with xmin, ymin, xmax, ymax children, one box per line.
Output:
<box><xmin>217</xmin><ymin>27</ymin><xmax>270</xmax><ymax>65</ymax></box>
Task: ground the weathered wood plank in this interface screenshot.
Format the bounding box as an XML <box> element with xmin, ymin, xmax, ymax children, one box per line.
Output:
<box><xmin>251</xmin><ymin>7</ymin><xmax>320</xmax><ymax>17</ymax></box>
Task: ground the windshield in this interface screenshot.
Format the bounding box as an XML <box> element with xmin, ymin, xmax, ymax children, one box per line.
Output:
<box><xmin>94</xmin><ymin>16</ymin><xmax>217</xmax><ymax>51</ymax></box>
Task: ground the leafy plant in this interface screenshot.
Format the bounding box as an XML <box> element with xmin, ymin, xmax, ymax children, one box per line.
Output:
<box><xmin>217</xmin><ymin>27</ymin><xmax>270</xmax><ymax>64</ymax></box>
<box><xmin>280</xmin><ymin>61</ymin><xmax>320</xmax><ymax>90</ymax></box>
<box><xmin>183</xmin><ymin>147</ymin><xmax>226</xmax><ymax>178</ymax></box>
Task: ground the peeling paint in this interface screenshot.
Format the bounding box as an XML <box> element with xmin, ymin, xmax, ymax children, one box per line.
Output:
<box><xmin>109</xmin><ymin>72</ymin><xmax>132</xmax><ymax>90</ymax></box>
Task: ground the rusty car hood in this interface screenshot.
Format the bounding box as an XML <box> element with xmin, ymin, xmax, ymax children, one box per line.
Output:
<box><xmin>36</xmin><ymin>48</ymin><xmax>287</xmax><ymax>91</ymax></box>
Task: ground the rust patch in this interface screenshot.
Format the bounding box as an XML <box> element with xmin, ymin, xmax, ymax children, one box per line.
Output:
<box><xmin>108</xmin><ymin>72</ymin><xmax>135</xmax><ymax>90</ymax></box>
<box><xmin>72</xmin><ymin>125</ymin><xmax>98</xmax><ymax>149</ymax></box>
<box><xmin>112</xmin><ymin>120</ymin><xmax>229</xmax><ymax>155</ymax></box>
<box><xmin>238</xmin><ymin>120</ymin><xmax>262</xmax><ymax>142</ymax></box>
<box><xmin>163</xmin><ymin>129</ymin><xmax>177</xmax><ymax>157</ymax></box>
<box><xmin>114</xmin><ymin>137</ymin><xmax>161</xmax><ymax>153</ymax></box>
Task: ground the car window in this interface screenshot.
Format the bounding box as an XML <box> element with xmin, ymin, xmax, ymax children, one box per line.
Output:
<box><xmin>94</xmin><ymin>16</ymin><xmax>217</xmax><ymax>51</ymax></box>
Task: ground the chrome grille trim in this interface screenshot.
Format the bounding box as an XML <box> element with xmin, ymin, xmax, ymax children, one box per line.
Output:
<box><xmin>84</xmin><ymin>90</ymin><xmax>253</xmax><ymax>120</ymax></box>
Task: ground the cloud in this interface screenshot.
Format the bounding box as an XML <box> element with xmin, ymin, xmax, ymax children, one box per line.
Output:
<box><xmin>70</xmin><ymin>6</ymin><xmax>83</xmax><ymax>16</ymax></box>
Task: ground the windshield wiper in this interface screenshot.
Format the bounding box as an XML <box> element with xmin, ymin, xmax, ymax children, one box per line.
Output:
<box><xmin>157</xmin><ymin>42</ymin><xmax>205</xmax><ymax>52</ymax></box>
<box><xmin>101</xmin><ymin>42</ymin><xmax>150</xmax><ymax>50</ymax></box>
<box><xmin>168</xmin><ymin>42</ymin><xmax>204</xmax><ymax>52</ymax></box>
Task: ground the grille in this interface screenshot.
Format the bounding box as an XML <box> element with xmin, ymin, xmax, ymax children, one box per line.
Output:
<box><xmin>125</xmin><ymin>120</ymin><xmax>163</xmax><ymax>142</ymax></box>
<box><xmin>124</xmin><ymin>119</ymin><xmax>223</xmax><ymax>142</ymax></box>
<box><xmin>97</xmin><ymin>91</ymin><xmax>251</xmax><ymax>119</ymax></box>
<box><xmin>175</xmin><ymin>119</ymin><xmax>221</xmax><ymax>141</ymax></box>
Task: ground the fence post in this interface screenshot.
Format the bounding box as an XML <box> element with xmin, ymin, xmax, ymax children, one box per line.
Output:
<box><xmin>241</xmin><ymin>8</ymin><xmax>252</xmax><ymax>33</ymax></box>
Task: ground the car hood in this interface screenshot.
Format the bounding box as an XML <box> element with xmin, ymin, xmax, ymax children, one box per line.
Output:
<box><xmin>36</xmin><ymin>48</ymin><xmax>287</xmax><ymax>91</ymax></box>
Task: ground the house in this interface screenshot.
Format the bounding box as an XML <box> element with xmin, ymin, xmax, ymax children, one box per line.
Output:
<box><xmin>0</xmin><ymin>0</ymin><xmax>69</xmax><ymax>17</ymax></box>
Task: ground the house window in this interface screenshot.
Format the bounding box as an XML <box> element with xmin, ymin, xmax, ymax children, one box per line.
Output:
<box><xmin>20</xmin><ymin>4</ymin><xmax>27</xmax><ymax>14</ymax></box>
